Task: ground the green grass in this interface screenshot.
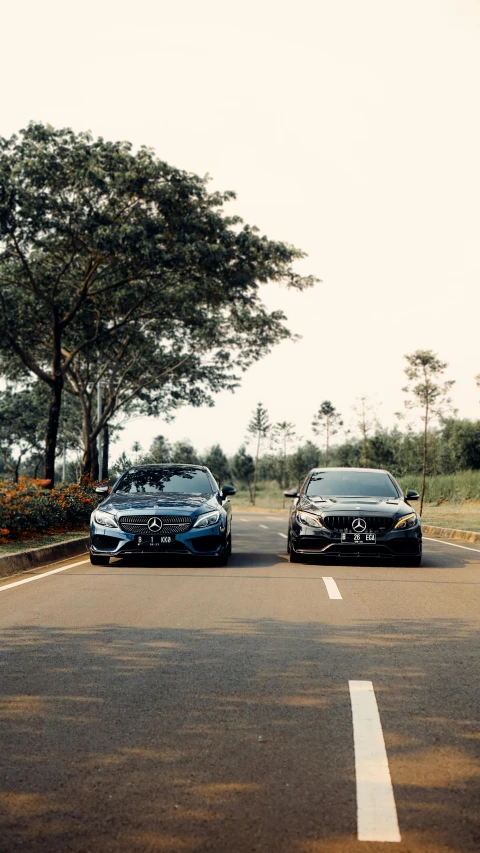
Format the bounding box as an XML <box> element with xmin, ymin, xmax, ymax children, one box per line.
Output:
<box><xmin>397</xmin><ymin>470</ymin><xmax>480</xmax><ymax>504</ymax></box>
<box><xmin>0</xmin><ymin>531</ymin><xmax>88</xmax><ymax>557</ymax></box>
<box><xmin>420</xmin><ymin>504</ymin><xmax>480</xmax><ymax>533</ymax></box>
<box><xmin>230</xmin><ymin>483</ymin><xmax>288</xmax><ymax>510</ymax></box>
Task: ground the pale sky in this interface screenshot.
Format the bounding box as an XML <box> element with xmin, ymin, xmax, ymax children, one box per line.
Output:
<box><xmin>2</xmin><ymin>0</ymin><xmax>479</xmax><ymax>460</ymax></box>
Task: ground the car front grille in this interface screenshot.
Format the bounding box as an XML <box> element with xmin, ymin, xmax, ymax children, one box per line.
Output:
<box><xmin>322</xmin><ymin>515</ymin><xmax>394</xmax><ymax>534</ymax></box>
<box><xmin>118</xmin><ymin>515</ymin><xmax>192</xmax><ymax>534</ymax></box>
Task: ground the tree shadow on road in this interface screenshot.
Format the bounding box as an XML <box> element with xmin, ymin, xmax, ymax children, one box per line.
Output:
<box><xmin>0</xmin><ymin>614</ymin><xmax>478</xmax><ymax>852</ymax></box>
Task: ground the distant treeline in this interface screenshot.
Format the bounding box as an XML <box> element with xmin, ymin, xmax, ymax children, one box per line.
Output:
<box><xmin>104</xmin><ymin>418</ymin><xmax>480</xmax><ymax>500</ymax></box>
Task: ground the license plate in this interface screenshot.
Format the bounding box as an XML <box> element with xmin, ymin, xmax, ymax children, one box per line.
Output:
<box><xmin>341</xmin><ymin>533</ymin><xmax>376</xmax><ymax>544</ymax></box>
<box><xmin>136</xmin><ymin>535</ymin><xmax>173</xmax><ymax>547</ymax></box>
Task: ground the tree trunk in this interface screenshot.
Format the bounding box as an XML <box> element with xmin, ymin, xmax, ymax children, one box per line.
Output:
<box><xmin>325</xmin><ymin>417</ymin><xmax>329</xmax><ymax>467</ymax></box>
<box><xmin>80</xmin><ymin>403</ymin><xmax>99</xmax><ymax>480</ymax></box>
<box><xmin>44</xmin><ymin>376</ymin><xmax>63</xmax><ymax>487</ymax></box>
<box><xmin>252</xmin><ymin>434</ymin><xmax>260</xmax><ymax>506</ymax></box>
<box><xmin>420</xmin><ymin>403</ymin><xmax>429</xmax><ymax>516</ymax></box>
<box><xmin>101</xmin><ymin>424</ymin><xmax>109</xmax><ymax>480</ymax></box>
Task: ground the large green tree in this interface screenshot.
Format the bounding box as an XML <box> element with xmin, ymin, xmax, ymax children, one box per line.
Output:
<box><xmin>0</xmin><ymin>123</ymin><xmax>317</xmax><ymax>484</ymax></box>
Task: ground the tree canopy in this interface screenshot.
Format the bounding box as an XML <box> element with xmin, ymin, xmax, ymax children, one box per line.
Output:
<box><xmin>0</xmin><ymin>123</ymin><xmax>317</xmax><ymax>482</ymax></box>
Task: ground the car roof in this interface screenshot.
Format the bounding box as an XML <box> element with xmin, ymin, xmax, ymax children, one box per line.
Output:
<box><xmin>127</xmin><ymin>464</ymin><xmax>207</xmax><ymax>470</ymax></box>
<box><xmin>308</xmin><ymin>467</ymin><xmax>390</xmax><ymax>474</ymax></box>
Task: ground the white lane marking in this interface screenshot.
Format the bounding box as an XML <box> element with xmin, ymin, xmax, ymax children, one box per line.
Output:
<box><xmin>349</xmin><ymin>681</ymin><xmax>401</xmax><ymax>843</ymax></box>
<box><xmin>259</xmin><ymin>524</ymin><xmax>269</xmax><ymax>529</ymax></box>
<box><xmin>277</xmin><ymin>532</ymin><xmax>288</xmax><ymax>539</ymax></box>
<box><xmin>424</xmin><ymin>536</ymin><xmax>480</xmax><ymax>554</ymax></box>
<box><xmin>322</xmin><ymin>577</ymin><xmax>342</xmax><ymax>599</ymax></box>
<box><xmin>0</xmin><ymin>559</ymin><xmax>90</xmax><ymax>593</ymax></box>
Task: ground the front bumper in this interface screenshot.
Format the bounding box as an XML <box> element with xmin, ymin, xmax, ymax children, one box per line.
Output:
<box><xmin>291</xmin><ymin>523</ymin><xmax>422</xmax><ymax>559</ymax></box>
<box><xmin>90</xmin><ymin>520</ymin><xmax>227</xmax><ymax>558</ymax></box>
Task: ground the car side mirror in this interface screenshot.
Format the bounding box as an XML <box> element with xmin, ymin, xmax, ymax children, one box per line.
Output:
<box><xmin>284</xmin><ymin>488</ymin><xmax>299</xmax><ymax>498</ymax></box>
<box><xmin>95</xmin><ymin>485</ymin><xmax>110</xmax><ymax>495</ymax></box>
<box><xmin>405</xmin><ymin>489</ymin><xmax>419</xmax><ymax>501</ymax></box>
<box><xmin>221</xmin><ymin>484</ymin><xmax>236</xmax><ymax>499</ymax></box>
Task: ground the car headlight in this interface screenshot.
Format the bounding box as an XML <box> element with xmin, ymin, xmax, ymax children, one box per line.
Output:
<box><xmin>394</xmin><ymin>512</ymin><xmax>418</xmax><ymax>530</ymax></box>
<box><xmin>94</xmin><ymin>510</ymin><xmax>119</xmax><ymax>528</ymax></box>
<box><xmin>296</xmin><ymin>510</ymin><xmax>323</xmax><ymax>528</ymax></box>
<box><xmin>193</xmin><ymin>510</ymin><xmax>220</xmax><ymax>529</ymax></box>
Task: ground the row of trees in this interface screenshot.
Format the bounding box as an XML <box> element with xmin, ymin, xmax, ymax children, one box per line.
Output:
<box><xmin>106</xmin><ymin>413</ymin><xmax>480</xmax><ymax>509</ymax></box>
<box><xmin>0</xmin><ymin>122</ymin><xmax>316</xmax><ymax>485</ymax></box>
<box><xmin>234</xmin><ymin>350</ymin><xmax>467</xmax><ymax>512</ymax></box>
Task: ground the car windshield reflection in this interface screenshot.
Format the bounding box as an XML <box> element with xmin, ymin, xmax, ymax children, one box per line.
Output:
<box><xmin>114</xmin><ymin>466</ymin><xmax>214</xmax><ymax>495</ymax></box>
<box><xmin>306</xmin><ymin>470</ymin><xmax>400</xmax><ymax>498</ymax></box>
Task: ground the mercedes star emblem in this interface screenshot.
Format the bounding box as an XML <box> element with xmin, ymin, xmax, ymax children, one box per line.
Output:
<box><xmin>147</xmin><ymin>517</ymin><xmax>163</xmax><ymax>533</ymax></box>
<box><xmin>352</xmin><ymin>517</ymin><xmax>367</xmax><ymax>533</ymax></box>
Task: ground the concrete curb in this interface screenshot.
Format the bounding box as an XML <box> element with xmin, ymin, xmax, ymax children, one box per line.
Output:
<box><xmin>0</xmin><ymin>536</ymin><xmax>90</xmax><ymax>579</ymax></box>
<box><xmin>422</xmin><ymin>524</ymin><xmax>480</xmax><ymax>545</ymax></box>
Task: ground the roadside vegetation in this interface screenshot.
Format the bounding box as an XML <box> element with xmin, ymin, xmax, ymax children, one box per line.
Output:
<box><xmin>0</xmin><ymin>479</ymin><xmax>98</xmax><ymax>545</ymax></box>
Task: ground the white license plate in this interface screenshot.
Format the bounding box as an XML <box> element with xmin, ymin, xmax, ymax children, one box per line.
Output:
<box><xmin>137</xmin><ymin>535</ymin><xmax>173</xmax><ymax>547</ymax></box>
<box><xmin>341</xmin><ymin>533</ymin><xmax>376</xmax><ymax>544</ymax></box>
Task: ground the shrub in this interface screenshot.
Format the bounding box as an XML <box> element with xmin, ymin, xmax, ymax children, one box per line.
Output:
<box><xmin>0</xmin><ymin>478</ymin><xmax>100</xmax><ymax>542</ymax></box>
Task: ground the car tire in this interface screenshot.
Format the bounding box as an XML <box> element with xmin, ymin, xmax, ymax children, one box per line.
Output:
<box><xmin>90</xmin><ymin>553</ymin><xmax>110</xmax><ymax>566</ymax></box>
<box><xmin>226</xmin><ymin>533</ymin><xmax>232</xmax><ymax>556</ymax></box>
<box><xmin>404</xmin><ymin>555</ymin><xmax>422</xmax><ymax>567</ymax></box>
<box><xmin>213</xmin><ymin>539</ymin><xmax>229</xmax><ymax>566</ymax></box>
<box><xmin>289</xmin><ymin>547</ymin><xmax>303</xmax><ymax>563</ymax></box>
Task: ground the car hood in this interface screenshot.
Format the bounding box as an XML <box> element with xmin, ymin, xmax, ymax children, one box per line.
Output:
<box><xmin>298</xmin><ymin>495</ymin><xmax>414</xmax><ymax>518</ymax></box>
<box><xmin>99</xmin><ymin>492</ymin><xmax>219</xmax><ymax>516</ymax></box>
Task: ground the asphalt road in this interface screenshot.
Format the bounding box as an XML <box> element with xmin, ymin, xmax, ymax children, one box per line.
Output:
<box><xmin>0</xmin><ymin>513</ymin><xmax>479</xmax><ymax>853</ymax></box>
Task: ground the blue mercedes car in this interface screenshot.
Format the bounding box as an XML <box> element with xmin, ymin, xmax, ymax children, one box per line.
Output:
<box><xmin>90</xmin><ymin>464</ymin><xmax>236</xmax><ymax>566</ymax></box>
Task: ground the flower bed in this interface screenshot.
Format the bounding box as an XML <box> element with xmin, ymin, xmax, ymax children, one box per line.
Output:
<box><xmin>0</xmin><ymin>478</ymin><xmax>100</xmax><ymax>544</ymax></box>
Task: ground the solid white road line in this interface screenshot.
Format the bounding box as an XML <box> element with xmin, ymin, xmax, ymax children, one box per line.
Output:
<box><xmin>322</xmin><ymin>577</ymin><xmax>343</xmax><ymax>599</ymax></box>
<box><xmin>349</xmin><ymin>680</ymin><xmax>401</xmax><ymax>843</ymax></box>
<box><xmin>259</xmin><ymin>524</ymin><xmax>269</xmax><ymax>529</ymax></box>
<box><xmin>424</xmin><ymin>536</ymin><xmax>480</xmax><ymax>554</ymax></box>
<box><xmin>0</xmin><ymin>559</ymin><xmax>90</xmax><ymax>593</ymax></box>
<box><xmin>277</xmin><ymin>532</ymin><xmax>288</xmax><ymax>539</ymax></box>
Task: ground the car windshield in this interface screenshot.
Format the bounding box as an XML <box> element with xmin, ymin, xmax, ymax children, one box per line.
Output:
<box><xmin>114</xmin><ymin>467</ymin><xmax>214</xmax><ymax>495</ymax></box>
<box><xmin>305</xmin><ymin>470</ymin><xmax>400</xmax><ymax>498</ymax></box>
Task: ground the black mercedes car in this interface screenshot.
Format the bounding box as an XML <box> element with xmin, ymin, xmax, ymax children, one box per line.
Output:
<box><xmin>90</xmin><ymin>464</ymin><xmax>235</xmax><ymax>565</ymax></box>
<box><xmin>285</xmin><ymin>467</ymin><xmax>422</xmax><ymax>565</ymax></box>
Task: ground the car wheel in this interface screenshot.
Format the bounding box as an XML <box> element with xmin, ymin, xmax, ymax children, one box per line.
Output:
<box><xmin>289</xmin><ymin>546</ymin><xmax>303</xmax><ymax>563</ymax></box>
<box><xmin>90</xmin><ymin>553</ymin><xmax>110</xmax><ymax>566</ymax></box>
<box><xmin>214</xmin><ymin>550</ymin><xmax>228</xmax><ymax>567</ymax></box>
<box><xmin>226</xmin><ymin>533</ymin><xmax>232</xmax><ymax>556</ymax></box>
<box><xmin>404</xmin><ymin>555</ymin><xmax>422</xmax><ymax>567</ymax></box>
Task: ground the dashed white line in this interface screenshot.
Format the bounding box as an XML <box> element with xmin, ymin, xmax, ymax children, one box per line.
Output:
<box><xmin>0</xmin><ymin>559</ymin><xmax>90</xmax><ymax>593</ymax></box>
<box><xmin>349</xmin><ymin>680</ymin><xmax>401</xmax><ymax>843</ymax></box>
<box><xmin>424</xmin><ymin>536</ymin><xmax>480</xmax><ymax>554</ymax></box>
<box><xmin>259</xmin><ymin>524</ymin><xmax>269</xmax><ymax>529</ymax></box>
<box><xmin>322</xmin><ymin>577</ymin><xmax>342</xmax><ymax>599</ymax></box>
<box><xmin>277</xmin><ymin>532</ymin><xmax>288</xmax><ymax>539</ymax></box>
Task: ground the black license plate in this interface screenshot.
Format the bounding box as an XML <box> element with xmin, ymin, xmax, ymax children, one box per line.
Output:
<box><xmin>341</xmin><ymin>533</ymin><xmax>376</xmax><ymax>544</ymax></box>
<box><xmin>136</xmin><ymin>535</ymin><xmax>174</xmax><ymax>547</ymax></box>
